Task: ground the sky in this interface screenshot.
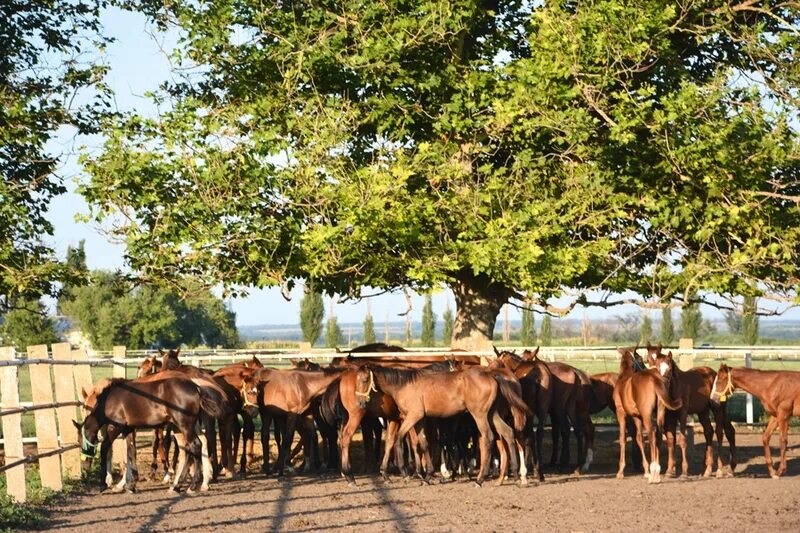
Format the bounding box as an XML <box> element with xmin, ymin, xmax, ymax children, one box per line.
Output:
<box><xmin>42</xmin><ymin>7</ymin><xmax>798</xmax><ymax>327</ymax></box>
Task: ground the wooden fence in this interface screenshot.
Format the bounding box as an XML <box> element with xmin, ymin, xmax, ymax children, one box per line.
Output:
<box><xmin>2</xmin><ymin>342</ymin><xmax>799</xmax><ymax>502</ymax></box>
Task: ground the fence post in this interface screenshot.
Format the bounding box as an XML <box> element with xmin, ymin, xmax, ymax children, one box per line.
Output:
<box><xmin>111</xmin><ymin>346</ymin><xmax>127</xmax><ymax>472</ymax></box>
<box><xmin>70</xmin><ymin>347</ymin><xmax>93</xmax><ymax>404</ymax></box>
<box><xmin>0</xmin><ymin>347</ymin><xmax>26</xmax><ymax>502</ymax></box>
<box><xmin>27</xmin><ymin>344</ymin><xmax>63</xmax><ymax>491</ymax></box>
<box><xmin>51</xmin><ymin>343</ymin><xmax>81</xmax><ymax>478</ymax></box>
<box><xmin>745</xmin><ymin>352</ymin><xmax>754</xmax><ymax>425</ymax></box>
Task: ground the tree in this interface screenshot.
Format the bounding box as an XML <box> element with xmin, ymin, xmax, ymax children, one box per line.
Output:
<box><xmin>299</xmin><ymin>288</ymin><xmax>325</xmax><ymax>346</ymax></box>
<box><xmin>520</xmin><ymin>306</ymin><xmax>535</xmax><ymax>346</ymax></box>
<box><xmin>640</xmin><ymin>312</ymin><xmax>653</xmax><ymax>345</ymax></box>
<box><xmin>58</xmin><ymin>240</ymin><xmax>89</xmax><ymax>314</ymax></box>
<box><xmin>660</xmin><ymin>307</ymin><xmax>675</xmax><ymax>346</ymax></box>
<box><xmin>540</xmin><ymin>315</ymin><xmax>553</xmax><ymax>346</ymax></box>
<box><xmin>1</xmin><ymin>2</ymin><xmax>109</xmax><ymax>310</ymax></box>
<box><xmin>0</xmin><ymin>299</ymin><xmax>59</xmax><ymax>349</ymax></box>
<box><xmin>420</xmin><ymin>295</ymin><xmax>436</xmax><ymax>346</ymax></box>
<box><xmin>742</xmin><ymin>296</ymin><xmax>759</xmax><ymax>346</ymax></box>
<box><xmin>681</xmin><ymin>303</ymin><xmax>703</xmax><ymax>340</ymax></box>
<box><xmin>442</xmin><ymin>303</ymin><xmax>454</xmax><ymax>347</ymax></box>
<box><xmin>362</xmin><ymin>312</ymin><xmax>376</xmax><ymax>345</ymax></box>
<box><xmin>83</xmin><ymin>2</ymin><xmax>800</xmax><ymax>348</ymax></box>
<box><xmin>724</xmin><ymin>311</ymin><xmax>743</xmax><ymax>336</ymax></box>
<box><xmin>326</xmin><ymin>316</ymin><xmax>344</xmax><ymax>349</ymax></box>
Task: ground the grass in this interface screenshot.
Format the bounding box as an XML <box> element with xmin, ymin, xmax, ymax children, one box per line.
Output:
<box><xmin>0</xmin><ymin>464</ymin><xmax>91</xmax><ymax>531</ymax></box>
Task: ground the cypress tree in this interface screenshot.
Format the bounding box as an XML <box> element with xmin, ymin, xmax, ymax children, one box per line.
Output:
<box><xmin>540</xmin><ymin>315</ymin><xmax>552</xmax><ymax>346</ymax></box>
<box><xmin>441</xmin><ymin>302</ymin><xmax>454</xmax><ymax>346</ymax></box>
<box><xmin>640</xmin><ymin>312</ymin><xmax>652</xmax><ymax>345</ymax></box>
<box><xmin>520</xmin><ymin>306</ymin><xmax>535</xmax><ymax>346</ymax></box>
<box><xmin>420</xmin><ymin>294</ymin><xmax>436</xmax><ymax>346</ymax></box>
<box><xmin>742</xmin><ymin>296</ymin><xmax>759</xmax><ymax>346</ymax></box>
<box><xmin>661</xmin><ymin>307</ymin><xmax>675</xmax><ymax>346</ymax></box>
<box><xmin>680</xmin><ymin>301</ymin><xmax>703</xmax><ymax>340</ymax></box>
<box><xmin>363</xmin><ymin>311</ymin><xmax>376</xmax><ymax>344</ymax></box>
<box><xmin>299</xmin><ymin>287</ymin><xmax>325</xmax><ymax>346</ymax></box>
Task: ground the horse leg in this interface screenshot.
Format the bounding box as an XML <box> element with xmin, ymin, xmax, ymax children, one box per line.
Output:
<box><xmin>549</xmin><ymin>412</ymin><xmax>560</xmax><ymax>467</ymax></box>
<box><xmin>723</xmin><ymin>414</ymin><xmax>737</xmax><ymax>475</ymax></box>
<box><xmin>664</xmin><ymin>413</ymin><xmax>677</xmax><ymax>477</ymax></box>
<box><xmin>341</xmin><ymin>411</ymin><xmax>363</xmax><ymax>485</ymax></box>
<box><xmin>276</xmin><ymin>413</ymin><xmax>298</xmax><ymax>478</ymax></box>
<box><xmin>571</xmin><ymin>413</ymin><xmax>583</xmax><ymax>475</ymax></box>
<box><xmin>581</xmin><ymin>416</ymin><xmax>595</xmax><ymax>473</ymax></box>
<box><xmin>380</xmin><ymin>419</ymin><xmax>399</xmax><ymax>480</ymax></box>
<box><xmin>361</xmin><ymin>418</ymin><xmax>376</xmax><ymax>474</ymax></box>
<box><xmin>762</xmin><ymin>415</ymin><xmax>779</xmax><ymax>478</ymax></box>
<box><xmin>259</xmin><ymin>408</ymin><xmax>271</xmax><ymax>475</ymax></box>
<box><xmin>633</xmin><ymin>418</ymin><xmax>648</xmax><ymax>478</ymax></box>
<box><xmin>698</xmin><ymin>411</ymin><xmax>715</xmax><ymax>478</ymax></box>
<box><xmin>643</xmin><ymin>416</ymin><xmax>661</xmax><ymax>484</ymax></box>
<box><xmin>151</xmin><ymin>427</ymin><xmax>162</xmax><ymax>480</ymax></box>
<box><xmin>202</xmin><ymin>414</ymin><xmax>218</xmax><ymax>481</ymax></box>
<box><xmin>413</xmin><ymin>421</ymin><xmax>436</xmax><ymax>484</ymax></box>
<box><xmin>677</xmin><ymin>411</ymin><xmax>689</xmax><ymax>479</ymax></box>
<box><xmin>777</xmin><ymin>409</ymin><xmax>790</xmax><ymax>477</ymax></box>
<box><xmin>535</xmin><ymin>413</ymin><xmax>546</xmax><ymax>481</ymax></box>
<box><xmin>113</xmin><ymin>432</ymin><xmax>136</xmax><ymax>493</ymax></box>
<box><xmin>491</xmin><ymin>411</ymin><xmax>517</xmax><ymax>486</ymax></box>
<box><xmin>615</xmin><ymin>408</ymin><xmax>627</xmax><ymax>479</ymax></box>
<box><xmin>98</xmin><ymin>427</ymin><xmax>120</xmax><ymax>492</ymax></box>
<box><xmin>169</xmin><ymin>433</ymin><xmax>189</xmax><ymax>493</ymax></box>
<box><xmin>516</xmin><ymin>435</ymin><xmax>528</xmax><ymax>485</ymax></box>
<box><xmin>244</xmin><ymin>413</ymin><xmax>255</xmax><ymax>468</ymax></box>
<box><xmin>472</xmin><ymin>414</ymin><xmax>494</xmax><ymax>487</ymax></box>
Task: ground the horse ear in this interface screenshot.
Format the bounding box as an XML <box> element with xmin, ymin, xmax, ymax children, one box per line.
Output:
<box><xmin>335</xmin><ymin>347</ymin><xmax>342</xmax><ymax>353</ymax></box>
<box><xmin>657</xmin><ymin>343</ymin><xmax>663</xmax><ymax>352</ymax></box>
<box><xmin>646</xmin><ymin>349</ymin><xmax>656</xmax><ymax>367</ymax></box>
<box><xmin>72</xmin><ymin>419</ymin><xmax>82</xmax><ymax>430</ymax></box>
<box><xmin>80</xmin><ymin>387</ymin><xmax>89</xmax><ymax>400</ymax></box>
<box><xmin>493</xmin><ymin>345</ymin><xmax>501</xmax><ymax>356</ymax></box>
<box><xmin>174</xmin><ymin>347</ymin><xmax>181</xmax><ymax>357</ymax></box>
<box><xmin>531</xmin><ymin>346</ymin><xmax>539</xmax><ymax>358</ymax></box>
<box><xmin>158</xmin><ymin>349</ymin><xmax>164</xmax><ymax>356</ymax></box>
<box><xmin>667</xmin><ymin>351</ymin><xmax>673</xmax><ymax>361</ymax></box>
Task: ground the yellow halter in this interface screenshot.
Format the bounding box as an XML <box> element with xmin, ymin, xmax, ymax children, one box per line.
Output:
<box><xmin>240</xmin><ymin>381</ymin><xmax>258</xmax><ymax>408</ymax></box>
<box><xmin>354</xmin><ymin>370</ymin><xmax>377</xmax><ymax>403</ymax></box>
<box><xmin>717</xmin><ymin>370</ymin><xmax>735</xmax><ymax>402</ymax></box>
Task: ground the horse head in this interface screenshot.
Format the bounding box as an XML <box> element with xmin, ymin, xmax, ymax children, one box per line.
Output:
<box><xmin>710</xmin><ymin>363</ymin><xmax>733</xmax><ymax>405</ymax></box>
<box><xmin>521</xmin><ymin>347</ymin><xmax>539</xmax><ymax>361</ymax></box>
<box><xmin>73</xmin><ymin>414</ymin><xmax>101</xmax><ymax>471</ymax></box>
<box><xmin>653</xmin><ymin>350</ymin><xmax>674</xmax><ymax>378</ymax></box>
<box><xmin>137</xmin><ymin>355</ymin><xmax>161</xmax><ymax>378</ymax></box>
<box><xmin>160</xmin><ymin>348</ymin><xmax>182</xmax><ymax>371</ymax></box>
<box><xmin>354</xmin><ymin>365</ymin><xmax>378</xmax><ymax>409</ymax></box>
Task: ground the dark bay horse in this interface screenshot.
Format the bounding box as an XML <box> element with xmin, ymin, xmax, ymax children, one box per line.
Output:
<box><xmin>77</xmin><ymin>376</ymin><xmax>224</xmax><ymax>493</ymax></box>
<box><xmin>353</xmin><ymin>364</ymin><xmax>527</xmax><ymax>486</ymax></box>
<box><xmin>650</xmin><ymin>349</ymin><xmax>736</xmax><ymax>478</ymax></box>
<box><xmin>613</xmin><ymin>347</ymin><xmax>682</xmax><ymax>483</ymax></box>
<box><xmin>496</xmin><ymin>348</ymin><xmax>551</xmax><ymax>482</ymax></box>
<box><xmin>711</xmin><ymin>364</ymin><xmax>800</xmax><ymax>478</ymax></box>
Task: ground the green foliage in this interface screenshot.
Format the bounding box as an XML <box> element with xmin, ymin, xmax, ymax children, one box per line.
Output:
<box><xmin>58</xmin><ymin>240</ymin><xmax>88</xmax><ymax>314</ymax></box>
<box><xmin>520</xmin><ymin>306</ymin><xmax>536</xmax><ymax>346</ymax></box>
<box><xmin>441</xmin><ymin>304</ymin><xmax>454</xmax><ymax>346</ymax></box>
<box><xmin>61</xmin><ymin>271</ymin><xmax>237</xmax><ymax>349</ymax></box>
<box><xmin>1</xmin><ymin>2</ymin><xmax>109</xmax><ymax>308</ymax></box>
<box><xmin>0</xmin><ymin>299</ymin><xmax>59</xmax><ymax>350</ymax></box>
<box><xmin>325</xmin><ymin>316</ymin><xmax>343</xmax><ymax>348</ymax></box>
<box><xmin>742</xmin><ymin>296</ymin><xmax>759</xmax><ymax>346</ymax></box>
<box><xmin>724</xmin><ymin>310</ymin><xmax>743</xmax><ymax>335</ymax></box>
<box><xmin>299</xmin><ymin>289</ymin><xmax>324</xmax><ymax>346</ymax></box>
<box><xmin>362</xmin><ymin>312</ymin><xmax>376</xmax><ymax>345</ymax></box>
<box><xmin>420</xmin><ymin>295</ymin><xmax>436</xmax><ymax>346</ymax></box>
<box><xmin>540</xmin><ymin>315</ymin><xmax>552</xmax><ymax>346</ymax></box>
<box><xmin>660</xmin><ymin>307</ymin><xmax>675</xmax><ymax>346</ymax></box>
<box><xmin>680</xmin><ymin>302</ymin><xmax>703</xmax><ymax>340</ymax></box>
<box><xmin>640</xmin><ymin>312</ymin><xmax>653</xmax><ymax>345</ymax></box>
<box><xmin>83</xmin><ymin>1</ymin><xmax>800</xmax><ymax>344</ymax></box>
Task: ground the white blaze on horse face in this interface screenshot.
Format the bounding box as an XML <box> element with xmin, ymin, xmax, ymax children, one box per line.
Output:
<box><xmin>658</xmin><ymin>362</ymin><xmax>669</xmax><ymax>376</ymax></box>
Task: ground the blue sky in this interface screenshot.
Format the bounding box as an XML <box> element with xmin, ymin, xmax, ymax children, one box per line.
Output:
<box><xmin>42</xmin><ymin>7</ymin><xmax>797</xmax><ymax>327</ymax></box>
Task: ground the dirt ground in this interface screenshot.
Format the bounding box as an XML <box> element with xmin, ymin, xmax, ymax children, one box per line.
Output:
<box><xmin>43</xmin><ymin>429</ymin><xmax>800</xmax><ymax>532</ymax></box>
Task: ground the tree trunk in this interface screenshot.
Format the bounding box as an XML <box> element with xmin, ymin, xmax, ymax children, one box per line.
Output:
<box><xmin>449</xmin><ymin>272</ymin><xmax>510</xmax><ymax>351</ymax></box>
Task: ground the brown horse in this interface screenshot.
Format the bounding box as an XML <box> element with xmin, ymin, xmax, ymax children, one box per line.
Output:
<box><xmin>711</xmin><ymin>364</ymin><xmax>800</xmax><ymax>478</ymax></box>
<box><xmin>212</xmin><ymin>356</ymin><xmax>264</xmax><ymax>477</ymax></box>
<box><xmin>650</xmin><ymin>348</ymin><xmax>736</xmax><ymax>478</ymax></box>
<box><xmin>77</xmin><ymin>375</ymin><xmax>224</xmax><ymax>493</ymax></box>
<box><xmin>613</xmin><ymin>347</ymin><xmax>682</xmax><ymax>483</ymax></box>
<box><xmin>353</xmin><ymin>364</ymin><xmax>527</xmax><ymax>486</ymax></box>
<box><xmin>496</xmin><ymin>348</ymin><xmax>551</xmax><ymax>482</ymax></box>
<box><xmin>242</xmin><ymin>367</ymin><xmax>343</xmax><ymax>477</ymax></box>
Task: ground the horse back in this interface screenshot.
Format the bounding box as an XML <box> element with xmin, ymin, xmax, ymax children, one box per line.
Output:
<box><xmin>104</xmin><ymin>379</ymin><xmax>200</xmax><ymax>427</ymax></box>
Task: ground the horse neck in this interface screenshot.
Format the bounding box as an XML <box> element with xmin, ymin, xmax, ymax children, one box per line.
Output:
<box><xmin>730</xmin><ymin>367</ymin><xmax>772</xmax><ymax>397</ymax></box>
<box><xmin>371</xmin><ymin>367</ymin><xmax>404</xmax><ymax>395</ymax></box>
<box><xmin>302</xmin><ymin>371</ymin><xmax>341</xmax><ymax>397</ymax></box>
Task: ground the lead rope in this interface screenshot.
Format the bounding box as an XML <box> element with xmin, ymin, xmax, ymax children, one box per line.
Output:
<box><xmin>718</xmin><ymin>370</ymin><xmax>735</xmax><ymax>402</ymax></box>
<box><xmin>240</xmin><ymin>381</ymin><xmax>258</xmax><ymax>408</ymax></box>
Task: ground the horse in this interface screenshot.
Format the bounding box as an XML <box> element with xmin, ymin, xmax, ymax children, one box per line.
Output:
<box><xmin>711</xmin><ymin>363</ymin><xmax>800</xmax><ymax>478</ymax></box>
<box><xmin>649</xmin><ymin>348</ymin><xmax>736</xmax><ymax>478</ymax></box>
<box><xmin>211</xmin><ymin>356</ymin><xmax>264</xmax><ymax>477</ymax></box>
<box><xmin>352</xmin><ymin>364</ymin><xmax>527</xmax><ymax>486</ymax></box>
<box><xmin>589</xmin><ymin>372</ymin><xmax>643</xmax><ymax>473</ymax></box>
<box><xmin>613</xmin><ymin>347</ymin><xmax>682</xmax><ymax>483</ymax></box>
<box><xmin>496</xmin><ymin>348</ymin><xmax>551</xmax><ymax>482</ymax></box>
<box><xmin>135</xmin><ymin>355</ymin><xmax>173</xmax><ymax>481</ymax></box>
<box><xmin>76</xmin><ymin>375</ymin><xmax>224</xmax><ymax>493</ymax></box>
<box><xmin>241</xmin><ymin>367</ymin><xmax>343</xmax><ymax>477</ymax></box>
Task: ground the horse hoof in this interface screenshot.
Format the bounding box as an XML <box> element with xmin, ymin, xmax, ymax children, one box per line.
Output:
<box><xmin>200</xmin><ymin>485</ymin><xmax>210</xmax><ymax>492</ymax></box>
<box><xmin>346</xmin><ymin>480</ymin><xmax>356</xmax><ymax>487</ymax></box>
<box><xmin>162</xmin><ymin>475</ymin><xmax>171</xmax><ymax>484</ymax></box>
<box><xmin>679</xmin><ymin>473</ymin><xmax>689</xmax><ymax>481</ymax></box>
<box><xmin>473</xmin><ymin>481</ymin><xmax>483</xmax><ymax>488</ymax></box>
<box><xmin>615</xmin><ymin>472</ymin><xmax>624</xmax><ymax>480</ymax></box>
<box><xmin>167</xmin><ymin>488</ymin><xmax>181</xmax><ymax>496</ymax></box>
<box><xmin>771</xmin><ymin>474</ymin><xmax>780</xmax><ymax>480</ymax></box>
<box><xmin>111</xmin><ymin>485</ymin><xmax>124</xmax><ymax>494</ymax></box>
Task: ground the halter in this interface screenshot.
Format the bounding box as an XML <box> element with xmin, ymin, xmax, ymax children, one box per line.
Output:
<box><xmin>354</xmin><ymin>370</ymin><xmax>378</xmax><ymax>403</ymax></box>
<box><xmin>716</xmin><ymin>370</ymin><xmax>735</xmax><ymax>402</ymax></box>
<box><xmin>240</xmin><ymin>381</ymin><xmax>259</xmax><ymax>408</ymax></box>
<box><xmin>80</xmin><ymin>426</ymin><xmax>98</xmax><ymax>460</ymax></box>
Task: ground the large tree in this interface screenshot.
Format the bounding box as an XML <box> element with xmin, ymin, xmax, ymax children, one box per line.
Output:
<box><xmin>1</xmin><ymin>2</ymin><xmax>108</xmax><ymax>311</ymax></box>
<box><xmin>299</xmin><ymin>288</ymin><xmax>325</xmax><ymax>346</ymax></box>
<box><xmin>82</xmin><ymin>1</ymin><xmax>800</xmax><ymax>348</ymax></box>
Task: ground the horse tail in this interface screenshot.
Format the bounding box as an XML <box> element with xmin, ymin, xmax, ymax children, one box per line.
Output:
<box><xmin>191</xmin><ymin>377</ymin><xmax>226</xmax><ymax>419</ymax></box>
<box><xmin>320</xmin><ymin>380</ymin><xmax>341</xmax><ymax>427</ymax></box>
<box><xmin>495</xmin><ymin>376</ymin><xmax>531</xmax><ymax>433</ymax></box>
<box><xmin>653</xmin><ymin>376</ymin><xmax>682</xmax><ymax>412</ymax></box>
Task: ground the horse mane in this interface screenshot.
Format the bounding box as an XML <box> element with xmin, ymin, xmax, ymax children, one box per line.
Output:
<box><xmin>371</xmin><ymin>365</ymin><xmax>421</xmax><ymax>386</ymax></box>
<box><xmin>350</xmin><ymin>342</ymin><xmax>407</xmax><ymax>353</ymax></box>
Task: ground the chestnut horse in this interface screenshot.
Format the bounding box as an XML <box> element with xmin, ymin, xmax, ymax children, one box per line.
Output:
<box><xmin>613</xmin><ymin>347</ymin><xmax>682</xmax><ymax>483</ymax></box>
<box><xmin>353</xmin><ymin>364</ymin><xmax>528</xmax><ymax>486</ymax></box>
<box><xmin>77</xmin><ymin>376</ymin><xmax>224</xmax><ymax>493</ymax></box>
<box><xmin>711</xmin><ymin>364</ymin><xmax>800</xmax><ymax>478</ymax></box>
<box><xmin>589</xmin><ymin>372</ymin><xmax>642</xmax><ymax>473</ymax></box>
<box><xmin>242</xmin><ymin>367</ymin><xmax>343</xmax><ymax>477</ymax></box>
<box><xmin>650</xmin><ymin>349</ymin><xmax>736</xmax><ymax>478</ymax></box>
